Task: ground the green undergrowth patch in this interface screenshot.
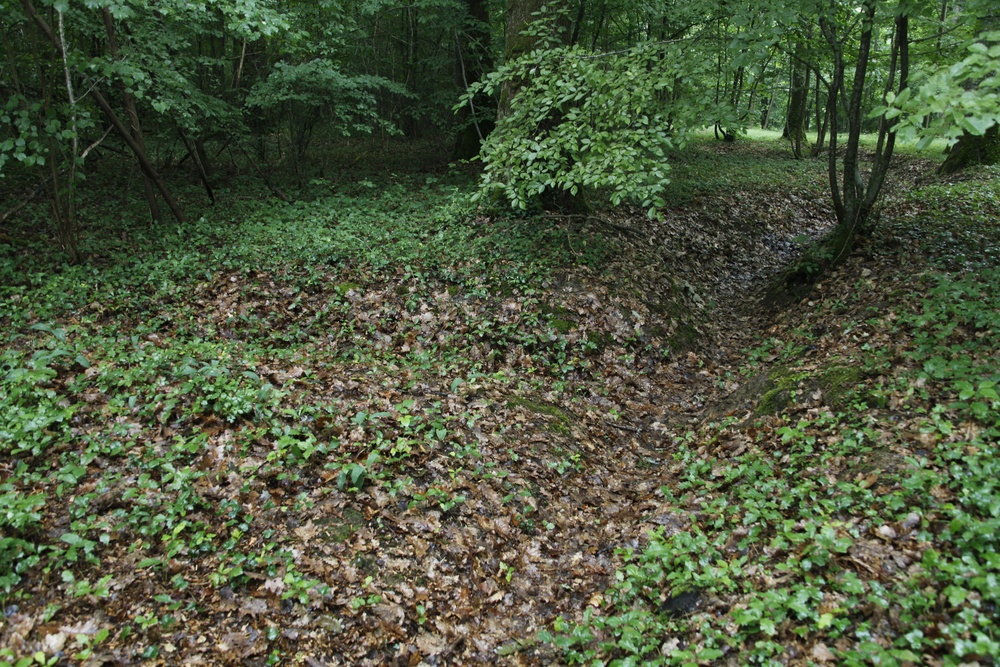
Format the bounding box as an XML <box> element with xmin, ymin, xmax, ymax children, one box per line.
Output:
<box><xmin>878</xmin><ymin>165</ymin><xmax>1000</xmax><ymax>270</ymax></box>
<box><xmin>540</xmin><ymin>265</ymin><xmax>1000</xmax><ymax>662</ymax></box>
<box><xmin>755</xmin><ymin>364</ymin><xmax>863</xmax><ymax>415</ymax></box>
<box><xmin>660</xmin><ymin>136</ymin><xmax>829</xmax><ymax>205</ymax></box>
<box><xmin>507</xmin><ymin>396</ymin><xmax>575</xmax><ymax>434</ymax></box>
<box><xmin>0</xmin><ymin>161</ymin><xmax>654</xmax><ymax>639</ymax></box>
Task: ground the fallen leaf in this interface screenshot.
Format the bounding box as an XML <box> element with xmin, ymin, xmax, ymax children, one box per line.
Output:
<box><xmin>812</xmin><ymin>642</ymin><xmax>835</xmax><ymax>662</ymax></box>
<box><xmin>415</xmin><ymin>632</ymin><xmax>449</xmax><ymax>656</ymax></box>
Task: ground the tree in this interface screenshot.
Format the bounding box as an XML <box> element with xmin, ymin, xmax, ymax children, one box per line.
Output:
<box><xmin>819</xmin><ymin>0</ymin><xmax>909</xmax><ymax>262</ymax></box>
<box><xmin>784</xmin><ymin>40</ymin><xmax>811</xmax><ymax>158</ymax></box>
<box><xmin>875</xmin><ymin>4</ymin><xmax>999</xmax><ymax>171</ymax></box>
<box><xmin>453</xmin><ymin>0</ymin><xmax>495</xmax><ymax>160</ymax></box>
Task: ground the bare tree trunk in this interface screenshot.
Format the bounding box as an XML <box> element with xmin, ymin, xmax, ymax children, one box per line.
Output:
<box><xmin>820</xmin><ymin>3</ymin><xmax>908</xmax><ymax>264</ymax></box>
<box><xmin>91</xmin><ymin>89</ymin><xmax>186</xmax><ymax>223</ymax></box>
<box><xmin>21</xmin><ymin>0</ymin><xmax>185</xmax><ymax>224</ymax></box>
<box><xmin>103</xmin><ymin>9</ymin><xmax>163</xmax><ymax>224</ymax></box>
<box><xmin>811</xmin><ymin>68</ymin><xmax>829</xmax><ymax>156</ymax></box>
<box><xmin>784</xmin><ymin>42</ymin><xmax>810</xmax><ymax>158</ymax></box>
<box><xmin>178</xmin><ymin>129</ymin><xmax>216</xmax><ymax>203</ymax></box>
<box><xmin>453</xmin><ymin>0</ymin><xmax>494</xmax><ymax>160</ymax></box>
<box><xmin>19</xmin><ymin>0</ymin><xmax>79</xmax><ymax>260</ymax></box>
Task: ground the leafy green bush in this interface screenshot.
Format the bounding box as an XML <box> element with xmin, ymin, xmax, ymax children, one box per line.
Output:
<box><xmin>466</xmin><ymin>44</ymin><xmax>691</xmax><ymax>214</ymax></box>
<box><xmin>0</xmin><ymin>483</ymin><xmax>45</xmax><ymax>592</ymax></box>
<box><xmin>0</xmin><ymin>349</ymin><xmax>77</xmax><ymax>457</ymax></box>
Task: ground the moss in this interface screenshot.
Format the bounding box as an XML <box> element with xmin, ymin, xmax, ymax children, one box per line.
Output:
<box><xmin>335</xmin><ymin>282</ymin><xmax>361</xmax><ymax>296</ymax></box>
<box><xmin>819</xmin><ymin>365</ymin><xmax>862</xmax><ymax>406</ymax></box>
<box><xmin>585</xmin><ymin>330</ymin><xmax>613</xmax><ymax>352</ymax></box>
<box><xmin>757</xmin><ymin>386</ymin><xmax>791</xmax><ymax>415</ymax></box>
<box><xmin>539</xmin><ymin>302</ymin><xmax>577</xmax><ymax>334</ymax></box>
<box><xmin>550</xmin><ymin>318</ymin><xmax>574</xmax><ymax>334</ymax></box>
<box><xmin>756</xmin><ymin>366</ymin><xmax>806</xmax><ymax>415</ymax></box>
<box><xmin>755</xmin><ymin>364</ymin><xmax>862</xmax><ymax>415</ymax></box>
<box><xmin>539</xmin><ymin>302</ymin><xmax>571</xmax><ymax>317</ymax></box>
<box><xmin>666</xmin><ymin>323</ymin><xmax>699</xmax><ymax>353</ymax></box>
<box><xmin>507</xmin><ymin>396</ymin><xmax>573</xmax><ymax>434</ymax></box>
<box><xmin>319</xmin><ymin>506</ymin><xmax>365</xmax><ymax>543</ymax></box>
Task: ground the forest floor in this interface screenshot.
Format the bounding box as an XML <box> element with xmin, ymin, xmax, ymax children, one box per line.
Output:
<box><xmin>1</xmin><ymin>138</ymin><xmax>999</xmax><ymax>666</ymax></box>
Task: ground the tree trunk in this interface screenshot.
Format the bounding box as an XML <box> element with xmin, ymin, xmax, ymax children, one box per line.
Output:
<box><xmin>820</xmin><ymin>4</ymin><xmax>908</xmax><ymax>265</ymax></box>
<box><xmin>499</xmin><ymin>0</ymin><xmax>584</xmax><ymax>212</ymax></box>
<box><xmin>784</xmin><ymin>43</ymin><xmax>810</xmax><ymax>159</ymax></box>
<box><xmin>939</xmin><ymin>125</ymin><xmax>1000</xmax><ymax>174</ymax></box>
<box><xmin>937</xmin><ymin>11</ymin><xmax>998</xmax><ymax>174</ymax></box>
<box><xmin>811</xmin><ymin>68</ymin><xmax>829</xmax><ymax>156</ymax></box>
<box><xmin>498</xmin><ymin>0</ymin><xmax>553</xmax><ymax>118</ymax></box>
<box><xmin>21</xmin><ymin>0</ymin><xmax>184</xmax><ymax>224</ymax></box>
<box><xmin>453</xmin><ymin>0</ymin><xmax>494</xmax><ymax>160</ymax></box>
<box><xmin>103</xmin><ymin>9</ymin><xmax>163</xmax><ymax>224</ymax></box>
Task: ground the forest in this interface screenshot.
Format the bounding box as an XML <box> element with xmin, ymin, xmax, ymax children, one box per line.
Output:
<box><xmin>1</xmin><ymin>0</ymin><xmax>1000</xmax><ymax>664</ymax></box>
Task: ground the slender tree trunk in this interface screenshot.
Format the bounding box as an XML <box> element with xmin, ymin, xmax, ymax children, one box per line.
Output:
<box><xmin>784</xmin><ymin>42</ymin><xmax>810</xmax><ymax>158</ymax></box>
<box><xmin>103</xmin><ymin>9</ymin><xmax>163</xmax><ymax>224</ymax></box>
<box><xmin>820</xmin><ymin>3</ymin><xmax>908</xmax><ymax>264</ymax></box>
<box><xmin>21</xmin><ymin>0</ymin><xmax>184</xmax><ymax>224</ymax></box>
<box><xmin>453</xmin><ymin>0</ymin><xmax>494</xmax><ymax>160</ymax></box>
<box><xmin>811</xmin><ymin>68</ymin><xmax>828</xmax><ymax>155</ymax></box>
<box><xmin>20</xmin><ymin>1</ymin><xmax>79</xmax><ymax>259</ymax></box>
<box><xmin>90</xmin><ymin>89</ymin><xmax>186</xmax><ymax>222</ymax></box>
<box><xmin>762</xmin><ymin>92</ymin><xmax>775</xmax><ymax>129</ymax></box>
<box><xmin>179</xmin><ymin>129</ymin><xmax>216</xmax><ymax>203</ymax></box>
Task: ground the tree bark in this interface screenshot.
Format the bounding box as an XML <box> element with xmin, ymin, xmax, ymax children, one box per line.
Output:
<box><xmin>499</xmin><ymin>0</ymin><xmax>552</xmax><ymax>118</ymax></box>
<box><xmin>820</xmin><ymin>3</ymin><xmax>908</xmax><ymax>265</ymax></box>
<box><xmin>21</xmin><ymin>0</ymin><xmax>184</xmax><ymax>223</ymax></box>
<box><xmin>103</xmin><ymin>9</ymin><xmax>163</xmax><ymax>224</ymax></box>
<box><xmin>90</xmin><ymin>89</ymin><xmax>186</xmax><ymax>223</ymax></box>
<box><xmin>784</xmin><ymin>42</ymin><xmax>810</xmax><ymax>158</ymax></box>
<box><xmin>499</xmin><ymin>0</ymin><xmax>584</xmax><ymax>212</ymax></box>
<box><xmin>939</xmin><ymin>125</ymin><xmax>1000</xmax><ymax>174</ymax></box>
<box><xmin>938</xmin><ymin>12</ymin><xmax>999</xmax><ymax>174</ymax></box>
<box><xmin>453</xmin><ymin>0</ymin><xmax>495</xmax><ymax>160</ymax></box>
<box><xmin>811</xmin><ymin>68</ymin><xmax>829</xmax><ymax>156</ymax></box>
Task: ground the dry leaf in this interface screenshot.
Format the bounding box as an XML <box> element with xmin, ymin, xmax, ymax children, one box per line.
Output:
<box><xmin>812</xmin><ymin>642</ymin><xmax>836</xmax><ymax>662</ymax></box>
<box><xmin>415</xmin><ymin>632</ymin><xmax>449</xmax><ymax>656</ymax></box>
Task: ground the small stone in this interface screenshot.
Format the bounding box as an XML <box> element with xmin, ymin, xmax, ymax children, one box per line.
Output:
<box><xmin>901</xmin><ymin>512</ymin><xmax>921</xmax><ymax>531</ymax></box>
<box><xmin>877</xmin><ymin>524</ymin><xmax>897</xmax><ymax>540</ymax></box>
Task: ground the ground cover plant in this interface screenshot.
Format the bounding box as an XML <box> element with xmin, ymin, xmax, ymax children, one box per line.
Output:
<box><xmin>1</xmin><ymin>137</ymin><xmax>999</xmax><ymax>666</ymax></box>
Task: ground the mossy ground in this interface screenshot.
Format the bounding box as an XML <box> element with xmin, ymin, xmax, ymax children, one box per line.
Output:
<box><xmin>756</xmin><ymin>363</ymin><xmax>863</xmax><ymax>415</ymax></box>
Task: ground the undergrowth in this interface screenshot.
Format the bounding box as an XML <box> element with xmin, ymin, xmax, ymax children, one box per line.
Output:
<box><xmin>539</xmin><ymin>171</ymin><xmax>1000</xmax><ymax>666</ymax></box>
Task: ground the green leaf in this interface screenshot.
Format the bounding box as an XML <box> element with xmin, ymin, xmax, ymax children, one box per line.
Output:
<box><xmin>964</xmin><ymin>116</ymin><xmax>996</xmax><ymax>136</ymax></box>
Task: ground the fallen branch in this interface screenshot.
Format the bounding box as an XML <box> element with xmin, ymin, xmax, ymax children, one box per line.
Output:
<box><xmin>547</xmin><ymin>212</ymin><xmax>642</xmax><ymax>238</ymax></box>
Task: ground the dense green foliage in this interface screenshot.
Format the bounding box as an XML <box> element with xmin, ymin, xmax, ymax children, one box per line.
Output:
<box><xmin>1</xmin><ymin>0</ymin><xmax>999</xmax><ymax>659</ymax></box>
<box><xmin>3</xmin><ymin>0</ymin><xmax>998</xmax><ymax>254</ymax></box>
<box><xmin>538</xmin><ymin>166</ymin><xmax>1000</xmax><ymax>666</ymax></box>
